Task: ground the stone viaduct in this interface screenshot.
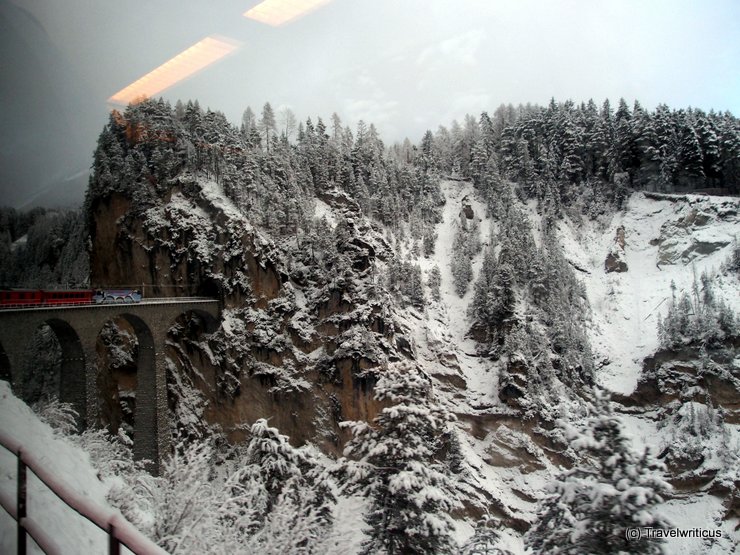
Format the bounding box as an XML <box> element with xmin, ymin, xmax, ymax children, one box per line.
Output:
<box><xmin>0</xmin><ymin>299</ymin><xmax>220</xmax><ymax>472</ymax></box>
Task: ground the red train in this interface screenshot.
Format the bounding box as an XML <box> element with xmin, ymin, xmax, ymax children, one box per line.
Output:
<box><xmin>0</xmin><ymin>289</ymin><xmax>142</xmax><ymax>308</ymax></box>
<box><xmin>0</xmin><ymin>289</ymin><xmax>93</xmax><ymax>307</ymax></box>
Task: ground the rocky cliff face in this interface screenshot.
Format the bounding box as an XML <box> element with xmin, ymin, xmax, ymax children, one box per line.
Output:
<box><xmin>650</xmin><ymin>193</ymin><xmax>738</xmax><ymax>266</ymax></box>
<box><xmin>88</xmin><ymin>168</ymin><xmax>410</xmax><ymax>456</ymax></box>
<box><xmin>557</xmin><ymin>190</ymin><xmax>740</xmax><ymax>545</ymax></box>
<box><xmin>604</xmin><ymin>225</ymin><xmax>628</xmax><ymax>272</ymax></box>
<box><xmin>89</xmin><ymin>179</ymin><xmax>740</xmax><ymax>551</ymax></box>
<box><xmin>83</xmin><ymin>100</ymin><xmax>740</xmax><ymax>551</ymax></box>
<box><xmin>89</xmin><ymin>183</ymin><xmax>282</xmax><ymax>305</ymax></box>
<box><xmin>83</xmin><ymin>95</ymin><xmax>458</xmax><ymax>461</ymax></box>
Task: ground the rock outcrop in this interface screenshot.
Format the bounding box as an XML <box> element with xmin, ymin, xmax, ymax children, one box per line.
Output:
<box><xmin>604</xmin><ymin>225</ymin><xmax>628</xmax><ymax>273</ymax></box>
<box><xmin>461</xmin><ymin>195</ymin><xmax>475</xmax><ymax>221</ymax></box>
<box><xmin>654</xmin><ymin>198</ymin><xmax>739</xmax><ymax>266</ymax></box>
<box><xmin>615</xmin><ymin>337</ymin><xmax>740</xmax><ymax>511</ymax></box>
<box><xmin>88</xmin><ymin>171</ymin><xmax>405</xmax><ymax>455</ymax></box>
<box><xmin>89</xmin><ymin>183</ymin><xmax>283</xmax><ymax>307</ymax></box>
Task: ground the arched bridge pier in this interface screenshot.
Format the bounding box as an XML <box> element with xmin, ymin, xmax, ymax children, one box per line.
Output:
<box><xmin>0</xmin><ymin>298</ymin><xmax>220</xmax><ymax>472</ymax></box>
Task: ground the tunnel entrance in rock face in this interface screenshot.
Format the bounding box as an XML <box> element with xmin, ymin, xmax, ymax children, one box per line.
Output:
<box><xmin>198</xmin><ymin>278</ymin><xmax>221</xmax><ymax>301</ymax></box>
<box><xmin>96</xmin><ymin>313</ymin><xmax>158</xmax><ymax>464</ymax></box>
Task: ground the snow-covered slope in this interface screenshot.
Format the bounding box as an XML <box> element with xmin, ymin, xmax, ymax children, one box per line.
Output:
<box><xmin>0</xmin><ymin>381</ymin><xmax>123</xmax><ymax>554</ymax></box>
<box><xmin>558</xmin><ymin>192</ymin><xmax>739</xmax><ymax>394</ymax></box>
<box><xmin>390</xmin><ymin>180</ymin><xmax>550</xmax><ymax>550</ymax></box>
<box><xmin>416</xmin><ymin>180</ymin><xmax>500</xmax><ymax>407</ymax></box>
<box><xmin>388</xmin><ymin>183</ymin><xmax>740</xmax><ymax>552</ymax></box>
<box><xmin>559</xmin><ymin>192</ymin><xmax>740</xmax><ymax>553</ymax></box>
<box><xmin>620</xmin><ymin>407</ymin><xmax>740</xmax><ymax>554</ymax></box>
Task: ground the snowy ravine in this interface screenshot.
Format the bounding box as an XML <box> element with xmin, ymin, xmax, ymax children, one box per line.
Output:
<box><xmin>417</xmin><ymin>179</ymin><xmax>499</xmax><ymax>407</ymax></box>
<box><xmin>390</xmin><ymin>181</ymin><xmax>740</xmax><ymax>553</ymax></box>
<box><xmin>557</xmin><ymin>191</ymin><xmax>740</xmax><ymax>394</ymax></box>
<box><xmin>392</xmin><ymin>180</ymin><xmax>551</xmax><ymax>553</ymax></box>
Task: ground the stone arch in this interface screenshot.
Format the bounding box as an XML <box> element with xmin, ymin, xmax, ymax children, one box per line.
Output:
<box><xmin>43</xmin><ymin>319</ymin><xmax>86</xmax><ymax>427</ymax></box>
<box><xmin>97</xmin><ymin>313</ymin><xmax>159</xmax><ymax>465</ymax></box>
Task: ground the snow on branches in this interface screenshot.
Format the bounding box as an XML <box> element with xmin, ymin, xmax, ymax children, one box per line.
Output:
<box><xmin>335</xmin><ymin>362</ymin><xmax>460</xmax><ymax>554</ymax></box>
<box><xmin>526</xmin><ymin>398</ymin><xmax>671</xmax><ymax>554</ymax></box>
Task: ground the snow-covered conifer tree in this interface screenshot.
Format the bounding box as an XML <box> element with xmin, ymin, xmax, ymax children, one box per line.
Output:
<box><xmin>526</xmin><ymin>402</ymin><xmax>671</xmax><ymax>554</ymax></box>
<box><xmin>451</xmin><ymin>225</ymin><xmax>473</xmax><ymax>297</ymax></box>
<box><xmin>428</xmin><ymin>265</ymin><xmax>442</xmax><ymax>302</ymax></box>
<box><xmin>460</xmin><ymin>515</ymin><xmax>514</xmax><ymax>555</ymax></box>
<box><xmin>260</xmin><ymin>102</ymin><xmax>277</xmax><ymax>152</ymax></box>
<box><xmin>239</xmin><ymin>418</ymin><xmax>303</xmax><ymax>510</ymax></box>
<box><xmin>338</xmin><ymin>363</ymin><xmax>459</xmax><ymax>554</ymax></box>
<box><xmin>408</xmin><ymin>263</ymin><xmax>425</xmax><ymax>308</ymax></box>
<box><xmin>229</xmin><ymin>419</ymin><xmax>335</xmax><ymax>549</ymax></box>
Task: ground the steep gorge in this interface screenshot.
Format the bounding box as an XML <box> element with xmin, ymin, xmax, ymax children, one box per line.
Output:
<box><xmin>80</xmin><ymin>99</ymin><xmax>740</xmax><ymax>551</ymax></box>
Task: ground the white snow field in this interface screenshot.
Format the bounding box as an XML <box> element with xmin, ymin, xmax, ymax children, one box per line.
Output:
<box><xmin>0</xmin><ymin>381</ymin><xmax>144</xmax><ymax>555</ymax></box>
<box><xmin>557</xmin><ymin>191</ymin><xmax>739</xmax><ymax>395</ymax></box>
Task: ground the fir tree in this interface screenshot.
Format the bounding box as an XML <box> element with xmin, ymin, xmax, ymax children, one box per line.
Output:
<box><xmin>526</xmin><ymin>402</ymin><xmax>671</xmax><ymax>554</ymax></box>
<box><xmin>338</xmin><ymin>363</ymin><xmax>459</xmax><ymax>555</ymax></box>
<box><xmin>408</xmin><ymin>263</ymin><xmax>425</xmax><ymax>308</ymax></box>
<box><xmin>241</xmin><ymin>106</ymin><xmax>257</xmax><ymax>138</ymax></box>
<box><xmin>233</xmin><ymin>419</ymin><xmax>335</xmax><ymax>536</ymax></box>
<box><xmin>460</xmin><ymin>516</ymin><xmax>514</xmax><ymax>555</ymax></box>
<box><xmin>428</xmin><ymin>265</ymin><xmax>442</xmax><ymax>302</ymax></box>
<box><xmin>676</xmin><ymin>114</ymin><xmax>705</xmax><ymax>184</ymax></box>
<box><xmin>260</xmin><ymin>102</ymin><xmax>277</xmax><ymax>152</ymax></box>
<box><xmin>658</xmin><ymin>271</ymin><xmax>737</xmax><ymax>348</ymax></box>
<box><xmin>421</xmin><ymin>231</ymin><xmax>434</xmax><ymax>257</ymax></box>
<box><xmin>451</xmin><ymin>225</ymin><xmax>473</xmax><ymax>297</ymax></box>
<box><xmin>469</xmin><ymin>244</ymin><xmax>516</xmax><ymax>342</ymax></box>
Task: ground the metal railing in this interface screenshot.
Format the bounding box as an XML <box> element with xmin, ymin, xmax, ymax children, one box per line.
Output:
<box><xmin>0</xmin><ymin>430</ymin><xmax>167</xmax><ymax>555</ymax></box>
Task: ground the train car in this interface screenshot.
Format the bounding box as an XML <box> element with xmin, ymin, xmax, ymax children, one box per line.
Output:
<box><xmin>43</xmin><ymin>290</ymin><xmax>94</xmax><ymax>305</ymax></box>
<box><xmin>0</xmin><ymin>289</ymin><xmax>94</xmax><ymax>308</ymax></box>
<box><xmin>0</xmin><ymin>288</ymin><xmax>144</xmax><ymax>308</ymax></box>
<box><xmin>93</xmin><ymin>289</ymin><xmax>143</xmax><ymax>304</ymax></box>
<box><xmin>0</xmin><ymin>289</ymin><xmax>44</xmax><ymax>306</ymax></box>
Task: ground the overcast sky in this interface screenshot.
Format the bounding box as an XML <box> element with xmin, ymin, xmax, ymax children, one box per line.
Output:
<box><xmin>2</xmin><ymin>0</ymin><xmax>739</xmax><ymax>206</ymax></box>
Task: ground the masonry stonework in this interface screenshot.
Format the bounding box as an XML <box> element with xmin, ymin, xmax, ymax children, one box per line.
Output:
<box><xmin>0</xmin><ymin>300</ymin><xmax>219</xmax><ymax>474</ymax></box>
